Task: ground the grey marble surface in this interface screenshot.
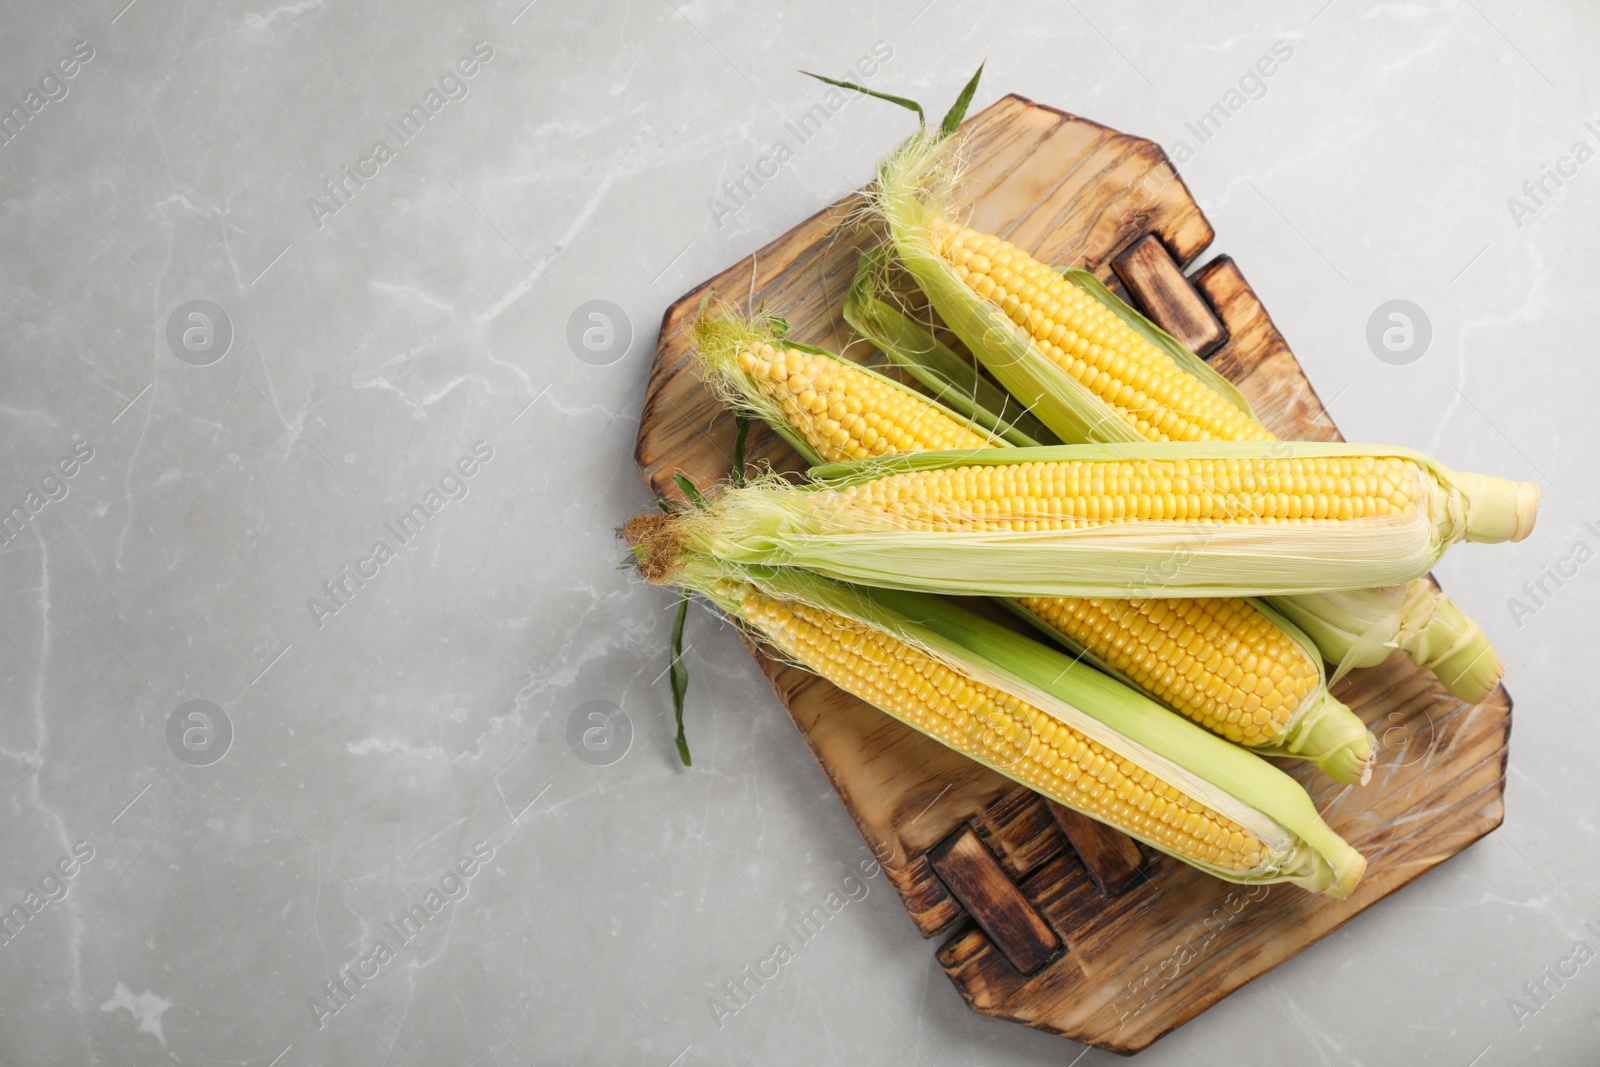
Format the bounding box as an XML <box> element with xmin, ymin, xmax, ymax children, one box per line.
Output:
<box><xmin>1</xmin><ymin>1</ymin><xmax>1596</xmax><ymax>1064</ymax></box>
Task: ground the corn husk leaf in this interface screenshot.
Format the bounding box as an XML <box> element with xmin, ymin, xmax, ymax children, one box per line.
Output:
<box><xmin>1276</xmin><ymin>582</ymin><xmax>1504</xmax><ymax>703</ymax></box>
<box><xmin>939</xmin><ymin>61</ymin><xmax>985</xmax><ymax>136</ymax></box>
<box><xmin>799</xmin><ymin>71</ymin><xmax>924</xmax><ymax>126</ymax></box>
<box><xmin>669</xmin><ymin>591</ymin><xmax>691</xmax><ymax>765</ymax></box>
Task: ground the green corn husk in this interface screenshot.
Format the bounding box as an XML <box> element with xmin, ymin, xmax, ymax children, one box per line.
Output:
<box><xmin>678</xmin><ymin>441</ymin><xmax>1536</xmax><ymax>600</ymax></box>
<box><xmin>625</xmin><ymin>515</ymin><xmax>1365</xmax><ymax>897</ymax></box>
<box><xmin>1275</xmin><ymin>584</ymin><xmax>1507</xmax><ymax>701</ymax></box>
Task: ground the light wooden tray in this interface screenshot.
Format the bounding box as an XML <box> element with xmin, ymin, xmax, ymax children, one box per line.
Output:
<box><xmin>632</xmin><ymin>94</ymin><xmax>1510</xmax><ymax>1054</ymax></box>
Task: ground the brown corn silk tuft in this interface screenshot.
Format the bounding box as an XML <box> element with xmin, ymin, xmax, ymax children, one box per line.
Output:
<box><xmin>623</xmin><ymin>512</ymin><xmax>684</xmax><ymax>585</ymax></box>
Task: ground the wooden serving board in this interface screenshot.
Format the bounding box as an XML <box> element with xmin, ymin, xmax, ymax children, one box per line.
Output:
<box><xmin>633</xmin><ymin>95</ymin><xmax>1510</xmax><ymax>1054</ymax></box>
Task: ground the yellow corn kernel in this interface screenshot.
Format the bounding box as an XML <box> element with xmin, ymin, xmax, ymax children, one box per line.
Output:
<box><xmin>1016</xmin><ymin>596</ymin><xmax>1318</xmax><ymax>747</ymax></box>
<box><xmin>735</xmin><ymin>342</ymin><xmax>994</xmax><ymax>462</ymax></box>
<box><xmin>836</xmin><ymin>455</ymin><xmax>1422</xmax><ymax>533</ymax></box>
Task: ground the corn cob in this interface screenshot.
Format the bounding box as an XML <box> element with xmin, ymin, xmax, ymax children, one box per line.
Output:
<box><xmin>625</xmin><ymin>519</ymin><xmax>1364</xmax><ymax>897</ymax></box>
<box><xmin>931</xmin><ymin>216</ymin><xmax>1272</xmax><ymax>444</ymax></box>
<box><xmin>692</xmin><ymin>308</ymin><xmax>1374</xmax><ymax>782</ymax></box>
<box><xmin>680</xmin><ymin>442</ymin><xmax>1535</xmax><ymax>599</ymax></box>
<box><xmin>692</xmin><ymin>310</ymin><xmax>999</xmax><ymax>462</ymax></box>
<box><xmin>863</xmin><ymin>132</ymin><xmax>1517</xmax><ymax>703</ymax></box>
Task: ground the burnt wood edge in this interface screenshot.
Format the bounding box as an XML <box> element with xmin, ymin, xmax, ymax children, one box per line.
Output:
<box><xmin>1186</xmin><ymin>255</ymin><xmax>1252</xmax><ymax>365</ymax></box>
<box><xmin>1120</xmin><ymin>782</ymin><xmax>1511</xmax><ymax>1053</ymax></box>
<box><xmin>938</xmin><ymin>773</ymin><xmax>1510</xmax><ymax>1056</ymax></box>
<box><xmin>929</xmin><ymin>825</ymin><xmax>1064</xmax><ymax>976</ymax></box>
<box><xmin>1047</xmin><ymin>802</ymin><xmax>1147</xmax><ymax>899</ymax></box>
<box><xmin>1112</xmin><ymin>234</ymin><xmax>1229</xmax><ymax>357</ymax></box>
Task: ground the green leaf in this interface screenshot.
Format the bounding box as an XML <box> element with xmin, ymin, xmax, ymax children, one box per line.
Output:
<box><xmin>732</xmin><ymin>414</ymin><xmax>750</xmax><ymax>487</ymax></box>
<box><xmin>800</xmin><ymin>71</ymin><xmax>924</xmax><ymax>127</ymax></box>
<box><xmin>671</xmin><ymin>473</ymin><xmax>708</xmax><ymax>509</ymax></box>
<box><xmin>939</xmin><ymin>61</ymin><xmax>985</xmax><ymax>136</ymax></box>
<box><xmin>670</xmin><ymin>591</ymin><xmax>691</xmax><ymax>766</ymax></box>
<box><xmin>769</xmin><ymin>315</ymin><xmax>791</xmax><ymax>340</ymax></box>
